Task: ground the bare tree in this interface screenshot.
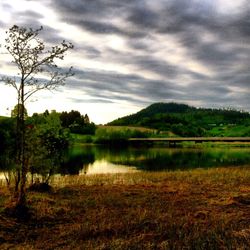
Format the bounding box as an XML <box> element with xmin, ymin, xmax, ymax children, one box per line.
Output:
<box><xmin>1</xmin><ymin>25</ymin><xmax>73</xmax><ymax>209</ymax></box>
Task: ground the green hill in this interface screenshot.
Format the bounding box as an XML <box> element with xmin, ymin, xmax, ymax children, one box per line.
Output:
<box><xmin>108</xmin><ymin>103</ymin><xmax>250</xmax><ymax>137</ymax></box>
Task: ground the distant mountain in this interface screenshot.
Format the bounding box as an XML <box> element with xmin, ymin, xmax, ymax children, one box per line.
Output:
<box><xmin>108</xmin><ymin>103</ymin><xmax>250</xmax><ymax>137</ymax></box>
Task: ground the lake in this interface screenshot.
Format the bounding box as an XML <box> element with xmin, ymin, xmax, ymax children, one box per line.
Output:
<box><xmin>0</xmin><ymin>145</ymin><xmax>250</xmax><ymax>179</ymax></box>
<box><xmin>60</xmin><ymin>144</ymin><xmax>250</xmax><ymax>175</ymax></box>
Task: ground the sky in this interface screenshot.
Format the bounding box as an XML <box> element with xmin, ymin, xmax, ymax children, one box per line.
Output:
<box><xmin>0</xmin><ymin>0</ymin><xmax>249</xmax><ymax>124</ymax></box>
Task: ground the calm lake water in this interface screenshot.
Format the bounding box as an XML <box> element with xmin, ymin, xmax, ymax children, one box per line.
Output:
<box><xmin>60</xmin><ymin>145</ymin><xmax>250</xmax><ymax>175</ymax></box>
<box><xmin>0</xmin><ymin>145</ymin><xmax>250</xmax><ymax>178</ymax></box>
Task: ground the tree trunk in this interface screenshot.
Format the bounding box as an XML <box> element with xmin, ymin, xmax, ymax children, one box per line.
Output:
<box><xmin>14</xmin><ymin>169</ymin><xmax>21</xmax><ymax>194</ymax></box>
<box><xmin>17</xmin><ymin>80</ymin><xmax>27</xmax><ymax>207</ymax></box>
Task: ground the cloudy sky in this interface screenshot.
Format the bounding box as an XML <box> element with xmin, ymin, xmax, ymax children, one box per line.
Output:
<box><xmin>0</xmin><ymin>0</ymin><xmax>249</xmax><ymax>124</ymax></box>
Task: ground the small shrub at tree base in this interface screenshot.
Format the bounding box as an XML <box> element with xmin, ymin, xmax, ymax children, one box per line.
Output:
<box><xmin>28</xmin><ymin>183</ymin><xmax>53</xmax><ymax>193</ymax></box>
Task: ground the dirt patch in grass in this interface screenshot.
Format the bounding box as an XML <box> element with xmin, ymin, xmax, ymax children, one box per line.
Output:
<box><xmin>0</xmin><ymin>169</ymin><xmax>250</xmax><ymax>249</ymax></box>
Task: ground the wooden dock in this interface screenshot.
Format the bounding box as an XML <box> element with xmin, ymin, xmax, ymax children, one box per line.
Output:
<box><xmin>129</xmin><ymin>137</ymin><xmax>250</xmax><ymax>144</ymax></box>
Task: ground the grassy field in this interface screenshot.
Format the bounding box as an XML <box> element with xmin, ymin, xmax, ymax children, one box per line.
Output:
<box><xmin>72</xmin><ymin>124</ymin><xmax>250</xmax><ymax>145</ymax></box>
<box><xmin>99</xmin><ymin>125</ymin><xmax>157</xmax><ymax>133</ymax></box>
<box><xmin>0</xmin><ymin>167</ymin><xmax>250</xmax><ymax>249</ymax></box>
<box><xmin>71</xmin><ymin>125</ymin><xmax>158</xmax><ymax>144</ymax></box>
<box><xmin>209</xmin><ymin>125</ymin><xmax>250</xmax><ymax>137</ymax></box>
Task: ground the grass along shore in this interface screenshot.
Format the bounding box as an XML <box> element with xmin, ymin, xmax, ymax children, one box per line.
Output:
<box><xmin>0</xmin><ymin>166</ymin><xmax>250</xmax><ymax>249</ymax></box>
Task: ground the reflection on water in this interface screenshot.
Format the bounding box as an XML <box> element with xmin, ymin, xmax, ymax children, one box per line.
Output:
<box><xmin>80</xmin><ymin>160</ymin><xmax>139</xmax><ymax>175</ymax></box>
<box><xmin>62</xmin><ymin>145</ymin><xmax>250</xmax><ymax>174</ymax></box>
<box><xmin>0</xmin><ymin>145</ymin><xmax>250</xmax><ymax>177</ymax></box>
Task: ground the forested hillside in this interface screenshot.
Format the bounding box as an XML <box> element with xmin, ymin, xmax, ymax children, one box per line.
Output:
<box><xmin>108</xmin><ymin>103</ymin><xmax>250</xmax><ymax>137</ymax></box>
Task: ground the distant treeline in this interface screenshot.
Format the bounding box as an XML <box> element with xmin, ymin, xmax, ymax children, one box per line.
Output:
<box><xmin>59</xmin><ymin>110</ymin><xmax>96</xmax><ymax>135</ymax></box>
<box><xmin>108</xmin><ymin>103</ymin><xmax>250</xmax><ymax>137</ymax></box>
<box><xmin>0</xmin><ymin>109</ymin><xmax>96</xmax><ymax>161</ymax></box>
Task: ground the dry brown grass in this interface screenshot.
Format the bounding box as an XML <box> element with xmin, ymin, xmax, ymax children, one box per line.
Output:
<box><xmin>0</xmin><ymin>166</ymin><xmax>250</xmax><ymax>249</ymax></box>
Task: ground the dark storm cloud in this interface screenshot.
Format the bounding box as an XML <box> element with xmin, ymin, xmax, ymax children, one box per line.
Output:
<box><xmin>125</xmin><ymin>0</ymin><xmax>225</xmax><ymax>38</ymax></box>
<box><xmin>50</xmin><ymin>0</ymin><xmax>135</xmax><ymax>18</ymax></box>
<box><xmin>102</xmin><ymin>48</ymin><xmax>210</xmax><ymax>83</ymax></box>
<box><xmin>155</xmin><ymin>2</ymin><xmax>250</xmax><ymax>73</ymax></box>
<box><xmin>229</xmin><ymin>11</ymin><xmax>250</xmax><ymax>38</ymax></box>
<box><xmin>189</xmin><ymin>42</ymin><xmax>248</xmax><ymax>75</ymax></box>
<box><xmin>128</xmin><ymin>6</ymin><xmax>158</xmax><ymax>29</ymax></box>
<box><xmin>66</xmin><ymin>67</ymin><xmax>186</xmax><ymax>106</ymax></box>
<box><xmin>185</xmin><ymin>81</ymin><xmax>232</xmax><ymax>98</ymax></box>
<box><xmin>4</xmin><ymin>0</ymin><xmax>249</xmax><ymax>111</ymax></box>
<box><xmin>76</xmin><ymin>20</ymin><xmax>124</xmax><ymax>35</ymax></box>
<box><xmin>133</xmin><ymin>56</ymin><xmax>181</xmax><ymax>79</ymax></box>
<box><xmin>124</xmin><ymin>0</ymin><xmax>250</xmax><ymax>66</ymax></box>
<box><xmin>50</xmin><ymin>0</ymin><xmax>148</xmax><ymax>38</ymax></box>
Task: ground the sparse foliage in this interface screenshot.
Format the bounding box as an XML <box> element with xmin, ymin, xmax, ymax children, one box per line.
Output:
<box><xmin>1</xmin><ymin>25</ymin><xmax>73</xmax><ymax>209</ymax></box>
<box><xmin>2</xmin><ymin>25</ymin><xmax>73</xmax><ymax>102</ymax></box>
